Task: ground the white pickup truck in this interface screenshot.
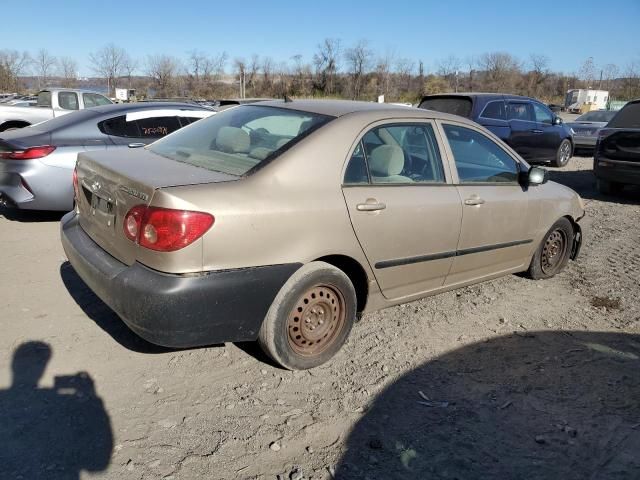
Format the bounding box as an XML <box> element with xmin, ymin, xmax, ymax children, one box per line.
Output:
<box><xmin>0</xmin><ymin>88</ymin><xmax>113</xmax><ymax>131</ymax></box>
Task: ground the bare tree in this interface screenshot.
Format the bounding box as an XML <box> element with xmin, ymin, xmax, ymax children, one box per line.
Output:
<box><xmin>122</xmin><ymin>55</ymin><xmax>138</xmax><ymax>89</ymax></box>
<box><xmin>395</xmin><ymin>57</ymin><xmax>415</xmax><ymax>95</ymax></box>
<box><xmin>344</xmin><ymin>40</ymin><xmax>373</xmax><ymax>99</ymax></box>
<box><xmin>375</xmin><ymin>51</ymin><xmax>394</xmax><ymax>98</ymax></box>
<box><xmin>579</xmin><ymin>57</ymin><xmax>596</xmax><ymax>88</ymax></box>
<box><xmin>0</xmin><ymin>49</ymin><xmax>31</xmax><ymax>91</ymax></box>
<box><xmin>602</xmin><ymin>63</ymin><xmax>619</xmax><ymax>92</ymax></box>
<box><xmin>34</xmin><ymin>49</ymin><xmax>57</xmax><ymax>89</ymax></box>
<box><xmin>313</xmin><ymin>38</ymin><xmax>341</xmax><ymax>95</ymax></box>
<box><xmin>527</xmin><ymin>54</ymin><xmax>550</xmax><ymax>97</ymax></box>
<box><xmin>478</xmin><ymin>52</ymin><xmax>522</xmax><ymax>92</ymax></box>
<box><xmin>248</xmin><ymin>54</ymin><xmax>260</xmax><ymax>94</ymax></box>
<box><xmin>58</xmin><ymin>57</ymin><xmax>78</xmax><ymax>88</ymax></box>
<box><xmin>464</xmin><ymin>55</ymin><xmax>477</xmax><ymax>92</ymax></box>
<box><xmin>261</xmin><ymin>57</ymin><xmax>274</xmax><ymax>95</ymax></box>
<box><xmin>89</xmin><ymin>44</ymin><xmax>128</xmax><ymax>96</ymax></box>
<box><xmin>234</xmin><ymin>58</ymin><xmax>247</xmax><ymax>98</ymax></box>
<box><xmin>437</xmin><ymin>55</ymin><xmax>461</xmax><ymax>91</ymax></box>
<box><xmin>146</xmin><ymin>54</ymin><xmax>180</xmax><ymax>97</ymax></box>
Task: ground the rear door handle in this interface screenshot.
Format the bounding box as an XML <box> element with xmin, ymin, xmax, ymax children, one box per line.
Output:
<box><xmin>530</xmin><ymin>129</ymin><xmax>544</xmax><ymax>134</ymax></box>
<box><xmin>356</xmin><ymin>201</ymin><xmax>386</xmax><ymax>212</ymax></box>
<box><xmin>464</xmin><ymin>196</ymin><xmax>485</xmax><ymax>206</ymax></box>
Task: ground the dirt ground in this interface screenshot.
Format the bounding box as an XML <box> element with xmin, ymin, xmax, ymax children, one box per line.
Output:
<box><xmin>1</xmin><ymin>154</ymin><xmax>639</xmax><ymax>480</ymax></box>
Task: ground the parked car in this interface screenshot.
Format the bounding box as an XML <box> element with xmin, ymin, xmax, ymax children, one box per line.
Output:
<box><xmin>61</xmin><ymin>100</ymin><xmax>585</xmax><ymax>369</ymax></box>
<box><xmin>418</xmin><ymin>93</ymin><xmax>574</xmax><ymax>167</ymax></box>
<box><xmin>566</xmin><ymin>110</ymin><xmax>618</xmax><ymax>151</ymax></box>
<box><xmin>593</xmin><ymin>99</ymin><xmax>640</xmax><ymax>194</ymax></box>
<box><xmin>0</xmin><ymin>88</ymin><xmax>112</xmax><ymax>131</ymax></box>
<box><xmin>0</xmin><ymin>102</ymin><xmax>214</xmax><ymax>211</ymax></box>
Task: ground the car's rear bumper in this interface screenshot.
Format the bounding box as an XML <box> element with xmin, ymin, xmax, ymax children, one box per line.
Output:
<box><xmin>594</xmin><ymin>158</ymin><xmax>640</xmax><ymax>186</ymax></box>
<box><xmin>60</xmin><ymin>211</ymin><xmax>301</xmax><ymax>348</ymax></box>
<box><xmin>0</xmin><ymin>159</ymin><xmax>73</xmax><ymax>211</ymax></box>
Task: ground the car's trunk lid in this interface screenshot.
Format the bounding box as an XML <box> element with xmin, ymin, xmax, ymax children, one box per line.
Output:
<box><xmin>76</xmin><ymin>148</ymin><xmax>237</xmax><ymax>266</ymax></box>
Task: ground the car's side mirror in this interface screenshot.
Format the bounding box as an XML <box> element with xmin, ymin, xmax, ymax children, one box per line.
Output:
<box><xmin>528</xmin><ymin>166</ymin><xmax>548</xmax><ymax>186</ymax></box>
<box><xmin>553</xmin><ymin>117</ymin><xmax>562</xmax><ymax>126</ymax></box>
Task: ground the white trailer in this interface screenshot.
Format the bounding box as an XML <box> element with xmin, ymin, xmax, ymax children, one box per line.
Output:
<box><xmin>565</xmin><ymin>89</ymin><xmax>609</xmax><ymax>113</ymax></box>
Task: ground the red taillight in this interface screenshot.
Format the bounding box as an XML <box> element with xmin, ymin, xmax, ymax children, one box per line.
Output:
<box><xmin>0</xmin><ymin>145</ymin><xmax>56</xmax><ymax>160</ymax></box>
<box><xmin>123</xmin><ymin>206</ymin><xmax>214</xmax><ymax>252</ymax></box>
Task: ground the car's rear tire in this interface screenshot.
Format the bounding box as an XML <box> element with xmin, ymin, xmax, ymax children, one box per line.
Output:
<box><xmin>551</xmin><ymin>139</ymin><xmax>572</xmax><ymax>167</ymax></box>
<box><xmin>527</xmin><ymin>218</ymin><xmax>574</xmax><ymax>280</ymax></box>
<box><xmin>596</xmin><ymin>178</ymin><xmax>623</xmax><ymax>195</ymax></box>
<box><xmin>258</xmin><ymin>261</ymin><xmax>357</xmax><ymax>370</ymax></box>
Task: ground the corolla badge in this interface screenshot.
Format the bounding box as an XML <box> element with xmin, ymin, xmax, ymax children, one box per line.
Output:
<box><xmin>119</xmin><ymin>185</ymin><xmax>149</xmax><ymax>201</ymax></box>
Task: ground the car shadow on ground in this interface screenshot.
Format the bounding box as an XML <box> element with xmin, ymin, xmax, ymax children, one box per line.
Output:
<box><xmin>0</xmin><ymin>341</ymin><xmax>113</xmax><ymax>479</ymax></box>
<box><xmin>336</xmin><ymin>330</ymin><xmax>640</xmax><ymax>480</ymax></box>
<box><xmin>60</xmin><ymin>262</ymin><xmax>174</xmax><ymax>354</ymax></box>
<box><xmin>0</xmin><ymin>206</ymin><xmax>66</xmax><ymax>223</ymax></box>
<box><xmin>548</xmin><ymin>167</ymin><xmax>640</xmax><ymax>204</ymax></box>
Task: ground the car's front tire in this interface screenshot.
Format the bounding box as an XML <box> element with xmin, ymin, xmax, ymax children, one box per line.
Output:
<box><xmin>527</xmin><ymin>218</ymin><xmax>574</xmax><ymax>280</ymax></box>
<box><xmin>551</xmin><ymin>139</ymin><xmax>572</xmax><ymax>167</ymax></box>
<box><xmin>258</xmin><ymin>261</ymin><xmax>357</xmax><ymax>370</ymax></box>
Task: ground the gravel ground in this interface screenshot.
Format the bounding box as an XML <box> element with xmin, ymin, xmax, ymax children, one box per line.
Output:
<box><xmin>0</xmin><ymin>155</ymin><xmax>639</xmax><ymax>480</ymax></box>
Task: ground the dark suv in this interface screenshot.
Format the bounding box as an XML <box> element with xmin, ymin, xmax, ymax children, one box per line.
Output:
<box><xmin>418</xmin><ymin>93</ymin><xmax>574</xmax><ymax>167</ymax></box>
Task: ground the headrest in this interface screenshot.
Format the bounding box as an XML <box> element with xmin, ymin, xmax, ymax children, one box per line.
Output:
<box><xmin>369</xmin><ymin>145</ymin><xmax>404</xmax><ymax>176</ymax></box>
<box><xmin>216</xmin><ymin>126</ymin><xmax>250</xmax><ymax>153</ymax></box>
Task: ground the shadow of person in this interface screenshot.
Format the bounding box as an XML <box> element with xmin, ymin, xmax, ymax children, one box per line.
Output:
<box><xmin>337</xmin><ymin>331</ymin><xmax>640</xmax><ymax>480</ymax></box>
<box><xmin>0</xmin><ymin>341</ymin><xmax>113</xmax><ymax>479</ymax></box>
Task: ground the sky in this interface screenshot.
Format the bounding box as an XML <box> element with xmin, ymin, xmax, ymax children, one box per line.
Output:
<box><xmin>2</xmin><ymin>0</ymin><xmax>639</xmax><ymax>77</ymax></box>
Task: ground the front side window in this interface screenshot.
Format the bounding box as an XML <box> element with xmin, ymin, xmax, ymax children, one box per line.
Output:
<box><xmin>507</xmin><ymin>102</ymin><xmax>534</xmax><ymax>122</ymax></box>
<box><xmin>149</xmin><ymin>105</ymin><xmax>333</xmax><ymax>176</ymax></box>
<box><xmin>480</xmin><ymin>101</ymin><xmax>506</xmax><ymax>120</ymax></box>
<box><xmin>344</xmin><ymin>123</ymin><xmax>445</xmax><ymax>185</ymax></box>
<box><xmin>533</xmin><ymin>103</ymin><xmax>553</xmax><ymax>124</ymax></box>
<box><xmin>443</xmin><ymin>124</ymin><xmax>519</xmax><ymax>183</ymax></box>
<box><xmin>58</xmin><ymin>92</ymin><xmax>79</xmax><ymax>111</ymax></box>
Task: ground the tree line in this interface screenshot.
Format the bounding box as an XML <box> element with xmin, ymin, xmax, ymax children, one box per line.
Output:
<box><xmin>1</xmin><ymin>41</ymin><xmax>639</xmax><ymax>103</ymax></box>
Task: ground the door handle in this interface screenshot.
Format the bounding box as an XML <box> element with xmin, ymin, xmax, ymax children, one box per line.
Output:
<box><xmin>530</xmin><ymin>129</ymin><xmax>544</xmax><ymax>134</ymax></box>
<box><xmin>464</xmin><ymin>196</ymin><xmax>485</xmax><ymax>206</ymax></box>
<box><xmin>356</xmin><ymin>201</ymin><xmax>386</xmax><ymax>212</ymax></box>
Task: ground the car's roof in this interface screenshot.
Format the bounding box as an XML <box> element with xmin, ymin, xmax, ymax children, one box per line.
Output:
<box><xmin>421</xmin><ymin>92</ymin><xmax>533</xmax><ymax>101</ymax></box>
<box><xmin>88</xmin><ymin>102</ymin><xmax>213</xmax><ymax>114</ymax></box>
<box><xmin>253</xmin><ymin>99</ymin><xmax>473</xmax><ymax>124</ymax></box>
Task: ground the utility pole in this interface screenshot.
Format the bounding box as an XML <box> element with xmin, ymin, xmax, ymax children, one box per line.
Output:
<box><xmin>598</xmin><ymin>70</ymin><xmax>603</xmax><ymax>90</ymax></box>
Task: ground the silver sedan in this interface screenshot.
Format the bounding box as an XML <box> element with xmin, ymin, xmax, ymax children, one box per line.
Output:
<box><xmin>0</xmin><ymin>103</ymin><xmax>214</xmax><ymax>211</ymax></box>
<box><xmin>566</xmin><ymin>110</ymin><xmax>617</xmax><ymax>150</ymax></box>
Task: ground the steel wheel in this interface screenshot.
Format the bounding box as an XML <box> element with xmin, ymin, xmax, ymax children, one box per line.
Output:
<box><xmin>287</xmin><ymin>284</ymin><xmax>346</xmax><ymax>357</ymax></box>
<box><xmin>541</xmin><ymin>229</ymin><xmax>568</xmax><ymax>275</ymax></box>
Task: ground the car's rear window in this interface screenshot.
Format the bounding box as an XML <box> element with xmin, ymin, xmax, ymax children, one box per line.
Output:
<box><xmin>607</xmin><ymin>103</ymin><xmax>640</xmax><ymax>129</ymax></box>
<box><xmin>418</xmin><ymin>96</ymin><xmax>473</xmax><ymax>118</ymax></box>
<box><xmin>148</xmin><ymin>105</ymin><xmax>333</xmax><ymax>176</ymax></box>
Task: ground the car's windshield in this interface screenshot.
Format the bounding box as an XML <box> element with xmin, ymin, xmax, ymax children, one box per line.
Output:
<box><xmin>577</xmin><ymin>110</ymin><xmax>616</xmax><ymax>123</ymax></box>
<box><xmin>149</xmin><ymin>105</ymin><xmax>333</xmax><ymax>176</ymax></box>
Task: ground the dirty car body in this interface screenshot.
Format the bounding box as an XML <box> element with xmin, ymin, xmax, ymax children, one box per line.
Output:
<box><xmin>61</xmin><ymin>100</ymin><xmax>585</xmax><ymax>369</ymax></box>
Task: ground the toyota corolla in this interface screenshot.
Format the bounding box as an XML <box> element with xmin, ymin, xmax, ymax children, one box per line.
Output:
<box><xmin>61</xmin><ymin>100</ymin><xmax>585</xmax><ymax>369</ymax></box>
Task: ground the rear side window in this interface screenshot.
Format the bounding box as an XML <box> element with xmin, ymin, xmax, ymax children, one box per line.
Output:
<box><xmin>99</xmin><ymin>115</ymin><xmax>141</xmax><ymax>137</ymax></box>
<box><xmin>344</xmin><ymin>123</ymin><xmax>445</xmax><ymax>185</ymax></box>
<box><xmin>37</xmin><ymin>91</ymin><xmax>52</xmax><ymax>108</ymax></box>
<box><xmin>58</xmin><ymin>92</ymin><xmax>79</xmax><ymax>111</ymax></box>
<box><xmin>419</xmin><ymin>97</ymin><xmax>473</xmax><ymax>118</ymax></box>
<box><xmin>480</xmin><ymin>101</ymin><xmax>506</xmax><ymax>120</ymax></box>
<box><xmin>443</xmin><ymin>124</ymin><xmax>518</xmax><ymax>183</ymax></box>
<box><xmin>608</xmin><ymin>102</ymin><xmax>640</xmax><ymax>128</ymax></box>
<box><xmin>137</xmin><ymin>116</ymin><xmax>181</xmax><ymax>138</ymax></box>
<box><xmin>507</xmin><ymin>102</ymin><xmax>534</xmax><ymax>122</ymax></box>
